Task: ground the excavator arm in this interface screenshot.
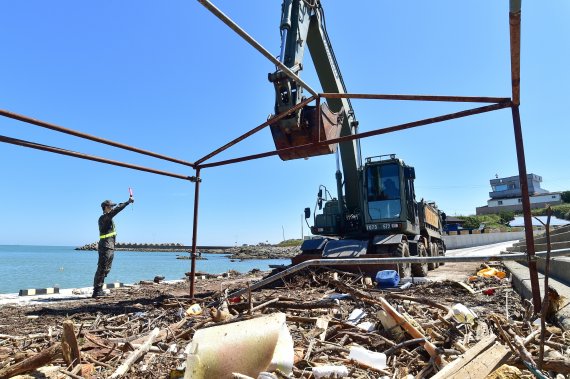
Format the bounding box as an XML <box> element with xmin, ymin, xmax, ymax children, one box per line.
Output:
<box><xmin>269</xmin><ymin>0</ymin><xmax>361</xmax><ymax>214</ymax></box>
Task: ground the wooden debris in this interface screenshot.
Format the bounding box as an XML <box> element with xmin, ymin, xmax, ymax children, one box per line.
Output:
<box><xmin>0</xmin><ymin>342</ymin><xmax>61</xmax><ymax>378</ymax></box>
<box><xmin>0</xmin><ymin>263</ymin><xmax>568</xmax><ymax>378</ymax></box>
<box><xmin>61</xmin><ymin>320</ymin><xmax>81</xmax><ymax>368</ymax></box>
<box><xmin>109</xmin><ymin>327</ymin><xmax>160</xmax><ymax>379</ymax></box>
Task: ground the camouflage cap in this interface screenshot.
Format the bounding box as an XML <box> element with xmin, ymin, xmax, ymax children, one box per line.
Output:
<box><xmin>101</xmin><ymin>200</ymin><xmax>116</xmax><ymax>208</ymax></box>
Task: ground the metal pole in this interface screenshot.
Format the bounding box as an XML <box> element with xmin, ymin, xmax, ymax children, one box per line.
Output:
<box><xmin>197</xmin><ymin>0</ymin><xmax>318</xmax><ymax>97</ymax></box>
<box><xmin>509</xmin><ymin>0</ymin><xmax>521</xmax><ymax>106</ymax></box>
<box><xmin>0</xmin><ymin>135</ymin><xmax>196</xmax><ymax>182</ymax></box>
<box><xmin>224</xmin><ymin>249</ymin><xmax>570</xmax><ymax>301</ymax></box>
<box><xmin>0</xmin><ymin>109</ymin><xmax>195</xmax><ymax>168</ymax></box>
<box><xmin>511</xmin><ymin>105</ymin><xmax>541</xmax><ymax>313</ymax></box>
<box><xmin>200</xmin><ymin>102</ymin><xmax>511</xmax><ymax>169</ymax></box>
<box><xmin>190</xmin><ymin>168</ymin><xmax>202</xmax><ymax>299</ymax></box>
<box><xmin>320</xmin><ymin>93</ymin><xmax>510</xmax><ymax>104</ymax></box>
<box><xmin>194</xmin><ymin>96</ymin><xmax>315</xmax><ymax>166</ymax></box>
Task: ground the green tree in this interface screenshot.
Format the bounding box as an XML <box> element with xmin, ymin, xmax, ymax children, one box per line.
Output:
<box><xmin>498</xmin><ymin>211</ymin><xmax>515</xmax><ymax>225</ymax></box>
<box><xmin>461</xmin><ymin>216</ymin><xmax>481</xmax><ymax>229</ymax></box>
<box><xmin>561</xmin><ymin>191</ymin><xmax>570</xmax><ymax>203</ymax></box>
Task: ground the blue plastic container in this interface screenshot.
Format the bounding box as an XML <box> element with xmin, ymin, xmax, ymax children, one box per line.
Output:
<box><xmin>376</xmin><ymin>270</ymin><xmax>400</xmax><ymax>288</ymax></box>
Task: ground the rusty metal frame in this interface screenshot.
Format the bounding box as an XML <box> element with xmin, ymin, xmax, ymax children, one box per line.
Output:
<box><xmin>0</xmin><ymin>1</ymin><xmax>540</xmax><ymax>311</ymax></box>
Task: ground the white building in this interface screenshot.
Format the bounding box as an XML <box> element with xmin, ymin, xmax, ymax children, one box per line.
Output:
<box><xmin>476</xmin><ymin>174</ymin><xmax>562</xmax><ymax>215</ymax></box>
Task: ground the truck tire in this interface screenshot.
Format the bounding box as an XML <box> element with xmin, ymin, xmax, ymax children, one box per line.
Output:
<box><xmin>411</xmin><ymin>242</ymin><xmax>428</xmax><ymax>277</ymax></box>
<box><xmin>397</xmin><ymin>242</ymin><xmax>412</xmax><ymax>279</ymax></box>
<box><xmin>438</xmin><ymin>242</ymin><xmax>445</xmax><ymax>266</ymax></box>
<box><xmin>428</xmin><ymin>243</ymin><xmax>439</xmax><ymax>270</ymax></box>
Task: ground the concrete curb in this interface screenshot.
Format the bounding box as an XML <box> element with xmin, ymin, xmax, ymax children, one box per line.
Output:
<box><xmin>504</xmin><ymin>261</ymin><xmax>570</xmax><ymax>330</ymax></box>
<box><xmin>18</xmin><ymin>287</ymin><xmax>60</xmax><ymax>296</ymax></box>
<box><xmin>103</xmin><ymin>282</ymin><xmax>124</xmax><ymax>289</ymax></box>
<box><xmin>17</xmin><ymin>283</ymin><xmax>123</xmax><ymax>297</ymax></box>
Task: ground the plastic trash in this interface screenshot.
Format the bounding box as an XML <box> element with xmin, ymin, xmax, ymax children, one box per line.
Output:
<box><xmin>377</xmin><ymin>309</ymin><xmax>405</xmax><ymax>341</ymax></box>
<box><xmin>312</xmin><ymin>365</ymin><xmax>349</xmax><ymax>379</ymax></box>
<box><xmin>451</xmin><ymin>303</ymin><xmax>477</xmax><ymax>325</ymax></box>
<box><xmin>185</xmin><ymin>303</ymin><xmax>202</xmax><ymax>316</ymax></box>
<box><xmin>346</xmin><ymin>308</ymin><xmax>367</xmax><ymax>325</ymax></box>
<box><xmin>399</xmin><ymin>282</ymin><xmax>412</xmax><ymax>290</ymax></box>
<box><xmin>185</xmin><ymin>313</ymin><xmax>293</xmax><ymax>379</ymax></box>
<box><xmin>376</xmin><ymin>270</ymin><xmax>400</xmax><ymax>288</ymax></box>
<box><xmin>348</xmin><ymin>345</ymin><xmax>387</xmax><ymax>370</ymax></box>
<box><xmin>477</xmin><ymin>267</ymin><xmax>507</xmax><ymax>279</ymax></box>
<box><xmin>356</xmin><ymin>321</ymin><xmax>375</xmax><ymax>332</ymax></box>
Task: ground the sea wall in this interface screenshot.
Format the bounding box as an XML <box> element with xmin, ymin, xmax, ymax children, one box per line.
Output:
<box><xmin>442</xmin><ymin>231</ymin><xmax>525</xmax><ymax>249</ymax></box>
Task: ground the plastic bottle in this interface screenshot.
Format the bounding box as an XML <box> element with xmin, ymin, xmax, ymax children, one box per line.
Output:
<box><xmin>348</xmin><ymin>345</ymin><xmax>387</xmax><ymax>370</ymax></box>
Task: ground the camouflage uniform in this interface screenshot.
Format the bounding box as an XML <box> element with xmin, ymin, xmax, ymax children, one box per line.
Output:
<box><xmin>93</xmin><ymin>200</ymin><xmax>131</xmax><ymax>294</ymax></box>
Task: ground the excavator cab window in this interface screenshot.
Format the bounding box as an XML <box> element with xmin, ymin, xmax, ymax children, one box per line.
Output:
<box><xmin>365</xmin><ymin>163</ymin><xmax>401</xmax><ymax>220</ymax></box>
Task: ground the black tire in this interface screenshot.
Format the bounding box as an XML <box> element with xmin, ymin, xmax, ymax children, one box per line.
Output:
<box><xmin>397</xmin><ymin>241</ymin><xmax>412</xmax><ymax>279</ymax></box>
<box><xmin>428</xmin><ymin>243</ymin><xmax>439</xmax><ymax>270</ymax></box>
<box><xmin>411</xmin><ymin>242</ymin><xmax>429</xmax><ymax>277</ymax></box>
<box><xmin>438</xmin><ymin>242</ymin><xmax>445</xmax><ymax>266</ymax></box>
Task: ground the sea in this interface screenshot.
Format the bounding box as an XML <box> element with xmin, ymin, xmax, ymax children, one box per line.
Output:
<box><xmin>0</xmin><ymin>245</ymin><xmax>290</xmax><ymax>295</ymax></box>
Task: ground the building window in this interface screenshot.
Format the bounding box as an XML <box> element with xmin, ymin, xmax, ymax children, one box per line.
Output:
<box><xmin>518</xmin><ymin>199</ymin><xmax>522</xmax><ymax>203</ymax></box>
<box><xmin>494</xmin><ymin>184</ymin><xmax>508</xmax><ymax>192</ymax></box>
<box><xmin>552</xmin><ymin>195</ymin><xmax>556</xmax><ymax>199</ymax></box>
<box><xmin>498</xmin><ymin>200</ymin><xmax>503</xmax><ymax>205</ymax></box>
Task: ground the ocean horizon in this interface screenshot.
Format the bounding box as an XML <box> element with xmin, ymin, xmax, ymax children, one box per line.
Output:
<box><xmin>0</xmin><ymin>245</ymin><xmax>289</xmax><ymax>294</ymax></box>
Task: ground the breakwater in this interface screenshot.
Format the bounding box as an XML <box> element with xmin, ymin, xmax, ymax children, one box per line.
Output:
<box><xmin>75</xmin><ymin>242</ymin><xmax>194</xmax><ymax>252</ymax></box>
<box><xmin>75</xmin><ymin>243</ymin><xmax>301</xmax><ymax>260</ymax></box>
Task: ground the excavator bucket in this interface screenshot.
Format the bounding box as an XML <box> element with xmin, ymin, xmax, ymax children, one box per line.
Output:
<box><xmin>270</xmin><ymin>103</ymin><xmax>344</xmax><ymax>161</ymax></box>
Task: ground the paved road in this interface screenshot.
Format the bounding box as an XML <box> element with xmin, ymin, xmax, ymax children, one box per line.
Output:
<box><xmin>446</xmin><ymin>240</ymin><xmax>519</xmax><ymax>257</ymax></box>
<box><xmin>426</xmin><ymin>240</ymin><xmax>518</xmax><ymax>282</ymax></box>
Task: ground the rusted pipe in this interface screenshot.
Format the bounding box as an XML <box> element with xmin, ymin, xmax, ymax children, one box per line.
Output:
<box><xmin>511</xmin><ymin>105</ymin><xmax>541</xmax><ymax>313</ymax></box>
<box><xmin>224</xmin><ymin>248</ymin><xmax>570</xmax><ymax>301</ymax></box>
<box><xmin>194</xmin><ymin>96</ymin><xmax>316</xmax><ymax>166</ymax></box>
<box><xmin>189</xmin><ymin>168</ymin><xmax>202</xmax><ymax>299</ymax></box>
<box><xmin>320</xmin><ymin>93</ymin><xmax>511</xmax><ymax>104</ymax></box>
<box><xmin>0</xmin><ymin>109</ymin><xmax>195</xmax><ymax>168</ymax></box>
<box><xmin>200</xmin><ymin>101</ymin><xmax>511</xmax><ymax>169</ymax></box>
<box><xmin>197</xmin><ymin>0</ymin><xmax>318</xmax><ymax>97</ymax></box>
<box><xmin>509</xmin><ymin>0</ymin><xmax>521</xmax><ymax>105</ymax></box>
<box><xmin>0</xmin><ymin>135</ymin><xmax>197</xmax><ymax>182</ymax></box>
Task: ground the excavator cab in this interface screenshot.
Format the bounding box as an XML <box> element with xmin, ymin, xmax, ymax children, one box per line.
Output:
<box><xmin>363</xmin><ymin>155</ymin><xmax>420</xmax><ymax>235</ymax></box>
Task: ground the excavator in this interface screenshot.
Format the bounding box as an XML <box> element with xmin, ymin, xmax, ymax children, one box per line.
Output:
<box><xmin>268</xmin><ymin>0</ymin><xmax>446</xmax><ymax>277</ymax></box>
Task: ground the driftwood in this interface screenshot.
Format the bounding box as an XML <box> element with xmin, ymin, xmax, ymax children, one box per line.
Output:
<box><xmin>332</xmin><ymin>279</ymin><xmax>444</xmax><ymax>366</ymax></box>
<box><xmin>0</xmin><ymin>265</ymin><xmax>565</xmax><ymax>378</ymax></box>
<box><xmin>62</xmin><ymin>320</ymin><xmax>81</xmax><ymax>368</ymax></box>
<box><xmin>431</xmin><ymin>335</ymin><xmax>506</xmax><ymax>379</ymax></box>
<box><xmin>0</xmin><ymin>342</ymin><xmax>62</xmax><ymax>379</ymax></box>
<box><xmin>109</xmin><ymin>327</ymin><xmax>160</xmax><ymax>379</ymax></box>
<box><xmin>384</xmin><ymin>293</ymin><xmax>450</xmax><ymax>312</ymax></box>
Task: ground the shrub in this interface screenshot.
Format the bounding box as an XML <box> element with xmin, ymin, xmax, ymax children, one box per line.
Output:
<box><xmin>561</xmin><ymin>191</ymin><xmax>570</xmax><ymax>203</ymax></box>
<box><xmin>460</xmin><ymin>216</ymin><xmax>481</xmax><ymax>229</ymax></box>
<box><xmin>498</xmin><ymin>211</ymin><xmax>516</xmax><ymax>225</ymax></box>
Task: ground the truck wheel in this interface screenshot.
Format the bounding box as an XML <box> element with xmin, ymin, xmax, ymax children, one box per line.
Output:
<box><xmin>397</xmin><ymin>242</ymin><xmax>412</xmax><ymax>279</ymax></box>
<box><xmin>411</xmin><ymin>242</ymin><xmax>428</xmax><ymax>277</ymax></box>
<box><xmin>428</xmin><ymin>243</ymin><xmax>439</xmax><ymax>270</ymax></box>
<box><xmin>438</xmin><ymin>243</ymin><xmax>445</xmax><ymax>266</ymax></box>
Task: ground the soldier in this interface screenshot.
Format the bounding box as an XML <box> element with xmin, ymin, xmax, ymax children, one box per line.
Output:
<box><xmin>93</xmin><ymin>196</ymin><xmax>134</xmax><ymax>298</ymax></box>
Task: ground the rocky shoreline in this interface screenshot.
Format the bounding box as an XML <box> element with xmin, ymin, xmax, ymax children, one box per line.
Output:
<box><xmin>75</xmin><ymin>242</ymin><xmax>300</xmax><ymax>260</ymax></box>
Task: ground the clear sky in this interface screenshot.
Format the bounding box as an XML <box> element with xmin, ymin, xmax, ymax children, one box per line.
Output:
<box><xmin>1</xmin><ymin>1</ymin><xmax>568</xmax><ymax>247</ymax></box>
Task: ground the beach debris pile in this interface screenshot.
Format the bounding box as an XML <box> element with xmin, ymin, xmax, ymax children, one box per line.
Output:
<box><xmin>1</xmin><ymin>265</ymin><xmax>570</xmax><ymax>378</ymax></box>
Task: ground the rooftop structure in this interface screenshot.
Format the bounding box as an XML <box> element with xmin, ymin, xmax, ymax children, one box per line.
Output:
<box><xmin>477</xmin><ymin>174</ymin><xmax>562</xmax><ymax>215</ymax></box>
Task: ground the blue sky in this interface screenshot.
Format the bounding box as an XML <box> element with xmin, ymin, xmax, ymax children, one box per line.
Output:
<box><xmin>1</xmin><ymin>1</ymin><xmax>568</xmax><ymax>246</ymax></box>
